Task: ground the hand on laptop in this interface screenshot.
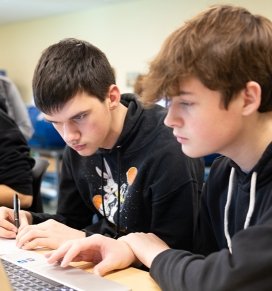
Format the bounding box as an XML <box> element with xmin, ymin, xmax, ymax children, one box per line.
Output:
<box><xmin>16</xmin><ymin>219</ymin><xmax>85</xmax><ymax>250</ymax></box>
<box><xmin>0</xmin><ymin>206</ymin><xmax>31</xmax><ymax>238</ymax></box>
<box><xmin>46</xmin><ymin>234</ymin><xmax>137</xmax><ymax>276</ymax></box>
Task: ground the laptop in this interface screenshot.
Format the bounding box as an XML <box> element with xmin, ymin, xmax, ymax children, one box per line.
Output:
<box><xmin>0</xmin><ymin>250</ymin><xmax>131</xmax><ymax>291</ymax></box>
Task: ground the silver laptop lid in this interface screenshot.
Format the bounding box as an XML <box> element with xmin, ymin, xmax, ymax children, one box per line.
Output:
<box><xmin>1</xmin><ymin>251</ymin><xmax>130</xmax><ymax>291</ymax></box>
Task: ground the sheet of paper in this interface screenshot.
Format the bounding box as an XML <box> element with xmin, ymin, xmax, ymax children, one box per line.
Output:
<box><xmin>0</xmin><ymin>238</ymin><xmax>19</xmax><ymax>255</ymax></box>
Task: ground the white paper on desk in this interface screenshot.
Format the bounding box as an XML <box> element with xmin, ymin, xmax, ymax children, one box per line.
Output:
<box><xmin>0</xmin><ymin>238</ymin><xmax>20</xmax><ymax>255</ymax></box>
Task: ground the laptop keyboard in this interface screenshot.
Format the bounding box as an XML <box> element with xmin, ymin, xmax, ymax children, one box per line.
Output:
<box><xmin>2</xmin><ymin>258</ymin><xmax>77</xmax><ymax>291</ymax></box>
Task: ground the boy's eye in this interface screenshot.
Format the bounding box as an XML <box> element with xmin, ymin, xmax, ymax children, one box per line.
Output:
<box><xmin>74</xmin><ymin>113</ymin><xmax>86</xmax><ymax>121</ymax></box>
<box><xmin>179</xmin><ymin>101</ymin><xmax>193</xmax><ymax>106</ymax></box>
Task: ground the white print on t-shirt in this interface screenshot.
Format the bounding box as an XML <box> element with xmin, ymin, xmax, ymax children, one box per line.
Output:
<box><xmin>92</xmin><ymin>159</ymin><xmax>137</xmax><ymax>224</ymax></box>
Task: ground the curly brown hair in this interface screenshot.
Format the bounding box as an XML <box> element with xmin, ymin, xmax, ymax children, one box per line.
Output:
<box><xmin>141</xmin><ymin>5</ymin><xmax>272</xmax><ymax>112</ymax></box>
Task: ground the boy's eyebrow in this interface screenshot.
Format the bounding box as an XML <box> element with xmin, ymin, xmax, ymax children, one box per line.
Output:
<box><xmin>178</xmin><ymin>90</ymin><xmax>193</xmax><ymax>96</ymax></box>
<box><xmin>44</xmin><ymin>110</ymin><xmax>89</xmax><ymax>123</ymax></box>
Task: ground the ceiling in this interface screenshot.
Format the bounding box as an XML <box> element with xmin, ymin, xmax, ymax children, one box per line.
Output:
<box><xmin>0</xmin><ymin>0</ymin><xmax>130</xmax><ymax>25</ymax></box>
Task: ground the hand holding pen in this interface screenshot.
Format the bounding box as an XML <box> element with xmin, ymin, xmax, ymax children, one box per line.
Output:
<box><xmin>13</xmin><ymin>193</ymin><xmax>20</xmax><ymax>230</ymax></box>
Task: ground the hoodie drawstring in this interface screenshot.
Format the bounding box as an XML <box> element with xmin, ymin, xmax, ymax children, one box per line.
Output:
<box><xmin>224</xmin><ymin>168</ymin><xmax>235</xmax><ymax>253</ymax></box>
<box><xmin>224</xmin><ymin>167</ymin><xmax>257</xmax><ymax>253</ymax></box>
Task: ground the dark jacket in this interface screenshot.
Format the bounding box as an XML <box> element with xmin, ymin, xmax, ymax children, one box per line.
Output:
<box><xmin>0</xmin><ymin>109</ymin><xmax>34</xmax><ymax>195</ymax></box>
<box><xmin>32</xmin><ymin>94</ymin><xmax>204</xmax><ymax>250</ymax></box>
<box><xmin>150</xmin><ymin>143</ymin><xmax>272</xmax><ymax>291</ymax></box>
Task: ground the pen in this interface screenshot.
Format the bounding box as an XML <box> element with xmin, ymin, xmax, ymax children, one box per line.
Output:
<box><xmin>13</xmin><ymin>193</ymin><xmax>20</xmax><ymax>229</ymax></box>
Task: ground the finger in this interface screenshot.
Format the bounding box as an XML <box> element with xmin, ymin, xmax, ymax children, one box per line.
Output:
<box><xmin>47</xmin><ymin>242</ymin><xmax>74</xmax><ymax>264</ymax></box>
<box><xmin>0</xmin><ymin>210</ymin><xmax>16</xmax><ymax>236</ymax></box>
<box><xmin>21</xmin><ymin>237</ymin><xmax>58</xmax><ymax>250</ymax></box>
<box><xmin>0</xmin><ymin>218</ymin><xmax>18</xmax><ymax>233</ymax></box>
<box><xmin>16</xmin><ymin>229</ymin><xmax>46</xmax><ymax>248</ymax></box>
<box><xmin>0</xmin><ymin>227</ymin><xmax>17</xmax><ymax>239</ymax></box>
<box><xmin>45</xmin><ymin>250</ymin><xmax>54</xmax><ymax>259</ymax></box>
<box><xmin>60</xmin><ymin>244</ymin><xmax>83</xmax><ymax>267</ymax></box>
<box><xmin>17</xmin><ymin>222</ymin><xmax>47</xmax><ymax>240</ymax></box>
<box><xmin>16</xmin><ymin>225</ymin><xmax>33</xmax><ymax>241</ymax></box>
<box><xmin>93</xmin><ymin>258</ymin><xmax>118</xmax><ymax>276</ymax></box>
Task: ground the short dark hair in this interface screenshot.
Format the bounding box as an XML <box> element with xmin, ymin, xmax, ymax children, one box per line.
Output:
<box><xmin>33</xmin><ymin>38</ymin><xmax>116</xmax><ymax>114</ymax></box>
<box><xmin>142</xmin><ymin>5</ymin><xmax>272</xmax><ymax>112</ymax></box>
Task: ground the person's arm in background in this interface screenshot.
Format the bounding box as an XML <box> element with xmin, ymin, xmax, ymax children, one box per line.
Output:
<box><xmin>0</xmin><ymin>76</ymin><xmax>34</xmax><ymax>140</ymax></box>
<box><xmin>0</xmin><ymin>109</ymin><xmax>35</xmax><ymax>208</ymax></box>
<box><xmin>0</xmin><ymin>185</ymin><xmax>32</xmax><ymax>208</ymax></box>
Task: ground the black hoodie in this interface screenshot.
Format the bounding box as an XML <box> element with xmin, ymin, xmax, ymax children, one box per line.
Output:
<box><xmin>150</xmin><ymin>143</ymin><xmax>272</xmax><ymax>291</ymax></box>
<box><xmin>32</xmin><ymin>94</ymin><xmax>204</xmax><ymax>250</ymax></box>
<box><xmin>0</xmin><ymin>109</ymin><xmax>34</xmax><ymax>196</ymax></box>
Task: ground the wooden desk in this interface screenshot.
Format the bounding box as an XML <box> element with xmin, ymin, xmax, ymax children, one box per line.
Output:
<box><xmin>105</xmin><ymin>267</ymin><xmax>160</xmax><ymax>291</ymax></box>
<box><xmin>77</xmin><ymin>262</ymin><xmax>160</xmax><ymax>291</ymax></box>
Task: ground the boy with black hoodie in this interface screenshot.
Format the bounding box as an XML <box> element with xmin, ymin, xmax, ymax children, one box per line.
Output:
<box><xmin>0</xmin><ymin>38</ymin><xmax>204</xmax><ymax>252</ymax></box>
<box><xmin>46</xmin><ymin>5</ymin><xmax>272</xmax><ymax>291</ymax></box>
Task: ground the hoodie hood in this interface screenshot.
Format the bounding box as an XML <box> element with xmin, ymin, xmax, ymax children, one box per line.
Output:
<box><xmin>98</xmin><ymin>93</ymin><xmax>167</xmax><ymax>155</ymax></box>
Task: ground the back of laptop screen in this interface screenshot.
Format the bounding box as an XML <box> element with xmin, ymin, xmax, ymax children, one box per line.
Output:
<box><xmin>0</xmin><ymin>260</ymin><xmax>12</xmax><ymax>291</ymax></box>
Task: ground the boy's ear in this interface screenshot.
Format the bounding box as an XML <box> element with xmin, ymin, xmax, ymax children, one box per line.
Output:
<box><xmin>107</xmin><ymin>85</ymin><xmax>121</xmax><ymax>110</ymax></box>
<box><xmin>242</xmin><ymin>81</ymin><xmax>261</xmax><ymax>116</ymax></box>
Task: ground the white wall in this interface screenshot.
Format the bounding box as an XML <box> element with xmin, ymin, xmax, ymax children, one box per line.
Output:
<box><xmin>0</xmin><ymin>0</ymin><xmax>271</xmax><ymax>103</ymax></box>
